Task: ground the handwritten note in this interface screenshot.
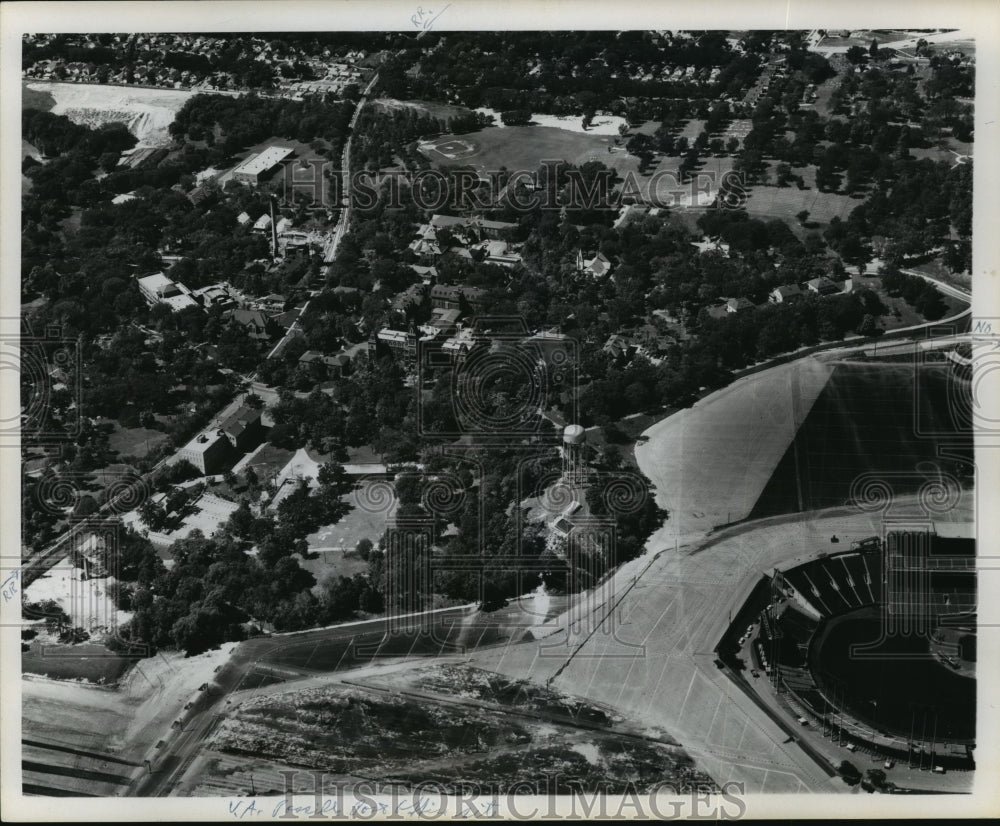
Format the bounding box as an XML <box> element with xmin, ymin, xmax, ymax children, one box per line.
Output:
<box><xmin>411</xmin><ymin>4</ymin><xmax>451</xmax><ymax>32</ymax></box>
<box><xmin>1</xmin><ymin>570</ymin><xmax>18</xmax><ymax>603</ymax></box>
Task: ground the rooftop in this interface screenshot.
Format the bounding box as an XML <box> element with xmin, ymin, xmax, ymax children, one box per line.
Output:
<box><xmin>234</xmin><ymin>146</ymin><xmax>294</xmax><ymax>178</ymax></box>
<box><xmin>220</xmin><ymin>405</ymin><xmax>262</xmax><ymax>439</ymax></box>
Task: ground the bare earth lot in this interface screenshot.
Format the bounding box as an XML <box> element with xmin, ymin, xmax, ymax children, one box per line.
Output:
<box><xmin>186</xmin><ymin>666</ymin><xmax>714</xmax><ymax>795</ymax></box>
<box><xmin>23</xmin><ymin>81</ymin><xmax>194</xmax><ymax>147</ymax></box>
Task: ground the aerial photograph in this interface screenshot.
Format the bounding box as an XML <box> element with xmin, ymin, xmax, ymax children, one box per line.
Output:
<box><xmin>8</xmin><ymin>15</ymin><xmax>989</xmax><ymax>819</ymax></box>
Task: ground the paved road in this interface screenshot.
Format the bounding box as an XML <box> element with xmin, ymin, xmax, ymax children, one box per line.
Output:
<box><xmin>324</xmin><ymin>73</ymin><xmax>379</xmax><ymax>265</ymax></box>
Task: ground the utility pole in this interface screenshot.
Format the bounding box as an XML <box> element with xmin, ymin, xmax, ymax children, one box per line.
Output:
<box><xmin>919</xmin><ymin>707</ymin><xmax>928</xmax><ymax>770</ymax></box>
<box><xmin>930</xmin><ymin>710</ymin><xmax>938</xmax><ymax>769</ymax></box>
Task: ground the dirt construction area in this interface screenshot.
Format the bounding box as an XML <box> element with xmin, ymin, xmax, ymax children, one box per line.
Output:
<box><xmin>184</xmin><ymin>664</ymin><xmax>715</xmax><ymax>796</ymax></box>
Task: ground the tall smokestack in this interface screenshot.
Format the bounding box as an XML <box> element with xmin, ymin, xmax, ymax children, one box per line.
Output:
<box><xmin>269</xmin><ymin>196</ymin><xmax>278</xmax><ymax>259</ymax></box>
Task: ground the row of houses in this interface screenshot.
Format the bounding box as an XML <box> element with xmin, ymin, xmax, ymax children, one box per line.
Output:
<box><xmin>298</xmin><ymin>340</ymin><xmax>371</xmax><ymax>379</ymax></box>
<box><xmin>705</xmin><ymin>277</ymin><xmax>843</xmax><ymax>320</ymax></box>
<box><xmin>603</xmin><ymin>324</ymin><xmax>676</xmax><ymax>364</ymax></box>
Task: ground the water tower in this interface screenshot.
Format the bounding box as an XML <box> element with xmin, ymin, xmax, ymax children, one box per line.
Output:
<box><xmin>562</xmin><ymin>424</ymin><xmax>587</xmax><ymax>485</ymax></box>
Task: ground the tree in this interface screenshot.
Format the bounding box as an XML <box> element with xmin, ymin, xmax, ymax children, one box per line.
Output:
<box><xmin>796</xmin><ymin>209</ymin><xmax>810</xmax><ymax>226</ymax></box>
<box><xmin>138</xmin><ymin>499</ymin><xmax>166</xmax><ymax>532</ymax></box>
<box><xmin>846</xmin><ymin>46</ymin><xmax>868</xmax><ymax>65</ymax></box>
<box><xmin>500</xmin><ymin>109</ymin><xmax>532</xmax><ymax>126</ymax></box>
<box><xmin>838</xmin><ymin>760</ymin><xmax>862</xmax><ymax>785</ymax></box>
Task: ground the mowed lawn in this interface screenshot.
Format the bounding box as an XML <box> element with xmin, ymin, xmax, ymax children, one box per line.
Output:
<box><xmin>422</xmin><ymin>121</ymin><xmax>742</xmax><ymax>208</ymax></box>
<box><xmin>423</xmin><ymin>125</ymin><xmax>621</xmax><ymax>175</ymax></box>
<box><xmin>108</xmin><ymin>425</ymin><xmax>169</xmax><ymax>459</ymax></box>
<box><xmin>744</xmin><ymin>162</ymin><xmax>861</xmax><ymax>225</ymax></box>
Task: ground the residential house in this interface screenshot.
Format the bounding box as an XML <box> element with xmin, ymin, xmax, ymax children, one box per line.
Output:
<box><xmin>769</xmin><ymin>284</ymin><xmax>804</xmax><ymax>304</ymax></box>
<box><xmin>226</xmin><ymin>309</ymin><xmax>276</xmax><ymax>340</ymax></box>
<box><xmin>806</xmin><ymin>277</ymin><xmax>841</xmax><ymax>296</ymax></box>
<box><xmin>193</xmin><ymin>283</ymin><xmax>236</xmax><ymax>311</ymax></box>
<box><xmin>410</xmin><ymin>264</ymin><xmax>438</xmax><ymax>282</ymax></box>
<box><xmin>252</xmin><ymin>294</ymin><xmax>286</xmax><ymax>313</ymax></box>
<box><xmin>726</xmin><ymin>297</ymin><xmax>755</xmax><ymax>313</ymax></box>
<box><xmin>220</xmin><ymin>405</ymin><xmax>265</xmax><ymax>452</ymax></box>
<box><xmin>603</xmin><ymin>334</ymin><xmax>634</xmax><ymax>362</ymax></box>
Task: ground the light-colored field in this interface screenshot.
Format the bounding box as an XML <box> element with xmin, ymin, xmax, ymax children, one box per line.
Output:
<box><xmin>108</xmin><ymin>425</ymin><xmax>168</xmax><ymax>459</ymax></box>
<box><xmin>420</xmin><ymin>123</ymin><xmax>621</xmax><ymax>175</ymax></box>
<box><xmin>635</xmin><ymin>357</ymin><xmax>834</xmax><ymax>543</ymax></box>
<box><xmin>21</xmin><ymin>642</ymin><xmax>237</xmax><ymax>761</ymax></box>
<box><xmin>120</xmin><ymin>492</ymin><xmax>239</xmax><ymax>546</ymax></box>
<box><xmin>418</xmin><ymin>119</ymin><xmax>735</xmax><ymax>208</ymax></box>
<box><xmin>745</xmin><ymin>181</ymin><xmax>858</xmax><ymax>224</ymax></box>
<box><xmin>24</xmin><ymin>82</ymin><xmax>194</xmax><ymax>147</ymax></box>
<box><xmin>473</xmin><ymin>106</ymin><xmax>627</xmax><ymax>136</ymax></box>
<box><xmin>23</xmin><ymin>558</ymin><xmax>131</xmax><ymax>635</ymax></box>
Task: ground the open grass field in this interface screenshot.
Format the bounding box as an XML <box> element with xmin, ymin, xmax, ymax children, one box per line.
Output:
<box><xmin>108</xmin><ymin>425</ymin><xmax>168</xmax><ymax>459</ymax></box>
<box><xmin>22</xmin><ymin>641</ymin><xmax>135</xmax><ymax>684</ymax></box>
<box><xmin>419</xmin><ymin>124</ymin><xmax>621</xmax><ymax>175</ymax></box>
<box><xmin>744</xmin><ymin>178</ymin><xmax>860</xmax><ymax>225</ymax></box>
<box><xmin>417</xmin><ymin>134</ymin><xmax>480</xmax><ymax>161</ymax></box>
<box><xmin>239</xmin><ymin>442</ymin><xmax>295</xmax><ymax>484</ymax></box>
<box><xmin>418</xmin><ymin>120</ymin><xmax>739</xmax><ymax>208</ymax></box>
